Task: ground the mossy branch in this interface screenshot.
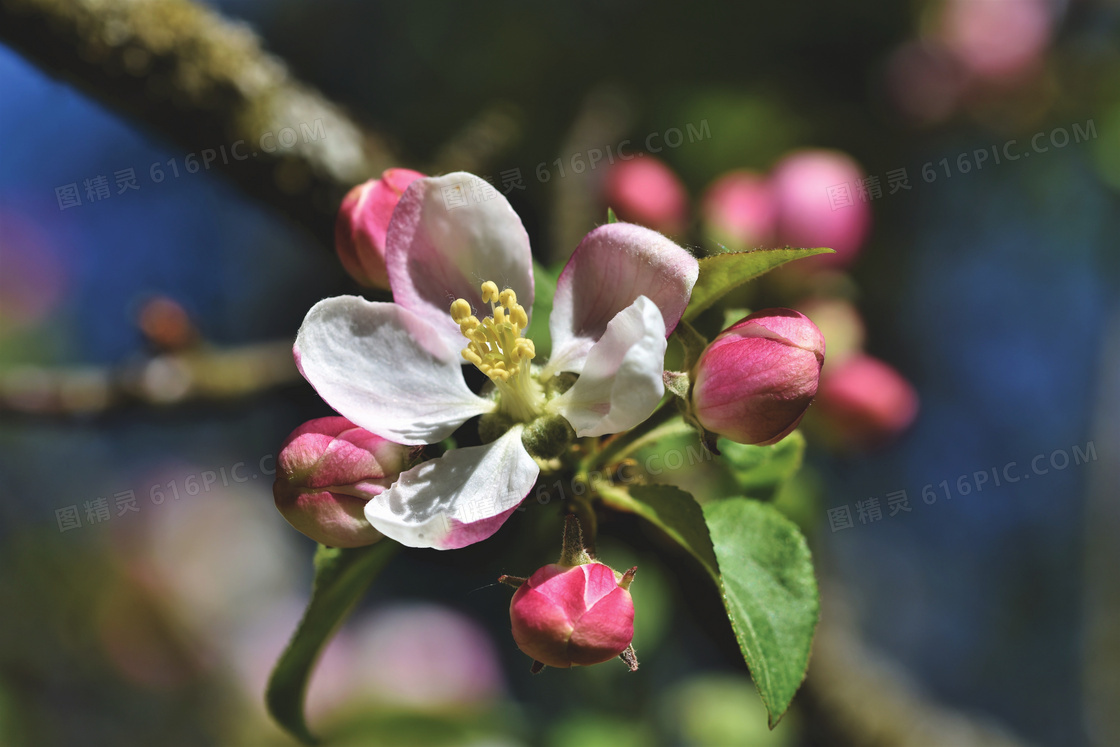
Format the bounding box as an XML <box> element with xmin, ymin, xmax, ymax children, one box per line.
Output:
<box><xmin>0</xmin><ymin>0</ymin><xmax>396</xmax><ymax>240</ymax></box>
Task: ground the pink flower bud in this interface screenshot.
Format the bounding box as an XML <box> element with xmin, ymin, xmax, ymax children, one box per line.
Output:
<box><xmin>335</xmin><ymin>168</ymin><xmax>426</xmax><ymax>290</ymax></box>
<box><xmin>938</xmin><ymin>0</ymin><xmax>1050</xmax><ymax>82</ymax></box>
<box><xmin>770</xmin><ymin>150</ymin><xmax>871</xmax><ymax>269</ymax></box>
<box><xmin>692</xmin><ymin>309</ymin><xmax>825</xmax><ymax>446</ymax></box>
<box><xmin>273</xmin><ymin>416</ymin><xmax>411</xmax><ymax>547</ymax></box>
<box><xmin>700</xmin><ymin>170</ymin><xmax>776</xmax><ymax>251</ymax></box>
<box><xmin>815</xmin><ymin>354</ymin><xmax>919</xmax><ymax>448</ymax></box>
<box><xmin>602</xmin><ymin>157</ymin><xmax>688</xmax><ymax>235</ymax></box>
<box><xmin>509</xmin><ymin>561</ymin><xmax>636</xmax><ymax>669</ymax></box>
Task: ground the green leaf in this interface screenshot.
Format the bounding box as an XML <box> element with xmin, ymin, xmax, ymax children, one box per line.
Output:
<box><xmin>683</xmin><ymin>247</ymin><xmax>834</xmax><ymax>322</ymax></box>
<box><xmin>266</xmin><ymin>541</ymin><xmax>398</xmax><ymax>744</ymax></box>
<box><xmin>607</xmin><ymin>207</ymin><xmax>619</xmax><ymax>223</ymax></box>
<box><xmin>703</xmin><ymin>499</ymin><xmax>819</xmax><ymax>728</ymax></box>
<box><xmin>596</xmin><ymin>482</ymin><xmax>818</xmax><ymax>728</ymax></box>
<box><xmin>718</xmin><ymin>431</ymin><xmax>806</xmax><ymax>501</ymax></box>
<box><xmin>527</xmin><ymin>260</ymin><xmax>558</xmax><ymax>359</ymax></box>
<box><xmin>596</xmin><ymin>483</ymin><xmax>718</xmax><ymax>579</ymax></box>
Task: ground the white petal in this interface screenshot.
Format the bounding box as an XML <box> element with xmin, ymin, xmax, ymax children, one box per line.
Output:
<box><xmin>385</xmin><ymin>172</ymin><xmax>535</xmax><ymax>352</ymax></box>
<box><xmin>294</xmin><ymin>296</ymin><xmax>494</xmax><ymax>445</ymax></box>
<box><xmin>547</xmin><ymin>222</ymin><xmax>697</xmax><ymax>376</ymax></box>
<box><xmin>365</xmin><ymin>427</ymin><xmax>540</xmax><ymax>549</ymax></box>
<box><xmin>553</xmin><ymin>296</ymin><xmax>667</xmax><ymax>437</ymax></box>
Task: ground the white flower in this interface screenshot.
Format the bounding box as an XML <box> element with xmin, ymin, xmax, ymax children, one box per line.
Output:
<box><xmin>295</xmin><ymin>173</ymin><xmax>698</xmax><ymax>549</ymax></box>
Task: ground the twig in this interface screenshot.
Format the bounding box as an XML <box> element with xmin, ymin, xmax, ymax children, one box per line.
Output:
<box><xmin>426</xmin><ymin>102</ymin><xmax>524</xmax><ymax>177</ymax></box>
<box><xmin>804</xmin><ymin>581</ymin><xmax>1030</xmax><ymax>747</ymax></box>
<box><xmin>0</xmin><ymin>0</ymin><xmax>396</xmax><ymax>240</ymax></box>
<box><xmin>548</xmin><ymin>85</ymin><xmax>635</xmax><ymax>263</ymax></box>
<box><xmin>0</xmin><ymin>341</ymin><xmax>300</xmax><ymax>416</ymax></box>
<box><xmin>1082</xmin><ymin>309</ymin><xmax>1120</xmax><ymax>747</ymax></box>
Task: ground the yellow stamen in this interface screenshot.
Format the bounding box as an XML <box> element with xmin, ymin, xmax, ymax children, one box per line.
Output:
<box><xmin>480</xmin><ymin>281</ymin><xmax>500</xmax><ymax>304</ymax></box>
<box><xmin>449</xmin><ymin>280</ymin><xmax>543</xmax><ymax>422</ymax></box>
<box><xmin>450</xmin><ymin>298</ymin><xmax>473</xmax><ymax>324</ymax></box>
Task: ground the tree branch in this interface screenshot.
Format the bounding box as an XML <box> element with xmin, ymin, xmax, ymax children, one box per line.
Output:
<box><xmin>0</xmin><ymin>0</ymin><xmax>397</xmax><ymax>240</ymax></box>
<box><xmin>0</xmin><ymin>341</ymin><xmax>300</xmax><ymax>417</ymax></box>
<box><xmin>803</xmin><ymin>582</ymin><xmax>1028</xmax><ymax>747</ymax></box>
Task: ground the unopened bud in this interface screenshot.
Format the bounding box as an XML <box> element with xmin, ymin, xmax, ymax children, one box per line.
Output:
<box><xmin>814</xmin><ymin>354</ymin><xmax>919</xmax><ymax>449</ymax></box>
<box><xmin>273</xmin><ymin>416</ymin><xmax>411</xmax><ymax>547</ymax></box>
<box><xmin>602</xmin><ymin>157</ymin><xmax>688</xmax><ymax>236</ymax></box>
<box><xmin>771</xmin><ymin>149</ymin><xmax>870</xmax><ymax>269</ymax></box>
<box><xmin>503</xmin><ymin>517</ymin><xmax>637</xmax><ymax>670</ymax></box>
<box><xmin>700</xmin><ymin>170</ymin><xmax>776</xmax><ymax>251</ymax></box>
<box><xmin>335</xmin><ymin>168</ymin><xmax>426</xmax><ymax>289</ymax></box>
<box><xmin>691</xmin><ymin>309</ymin><xmax>825</xmax><ymax>445</ymax></box>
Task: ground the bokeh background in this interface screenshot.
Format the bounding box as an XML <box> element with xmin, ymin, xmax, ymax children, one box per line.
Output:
<box><xmin>1</xmin><ymin>1</ymin><xmax>1118</xmax><ymax>745</ymax></box>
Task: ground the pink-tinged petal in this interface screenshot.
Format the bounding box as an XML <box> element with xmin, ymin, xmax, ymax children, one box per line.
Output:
<box><xmin>581</xmin><ymin>562</ymin><xmax>623</xmax><ymax>608</ymax></box>
<box><xmin>273</xmin><ymin>485</ymin><xmax>383</xmax><ymax>548</ymax></box>
<box><xmin>273</xmin><ymin>416</ymin><xmax>413</xmax><ymax>548</ymax></box>
<box><xmin>554</xmin><ymin>296</ymin><xmax>667</xmax><ymax>437</ymax></box>
<box><xmin>336</xmin><ymin>169</ymin><xmax>426</xmax><ymax>289</ymax></box>
<box><xmin>385</xmin><ymin>172</ymin><xmax>534</xmax><ymax>352</ymax></box>
<box><xmin>548</xmin><ymin>223</ymin><xmax>697</xmax><ymax>376</ymax></box>
<box><xmin>294</xmin><ymin>296</ymin><xmax>494</xmax><ymax>446</ymax></box>
<box><xmin>509</xmin><ymin>584</ymin><xmax>576</xmax><ymax>668</ymax></box>
<box><xmin>569</xmin><ymin>586</ymin><xmax>635</xmax><ymax>666</ymax></box>
<box><xmin>364</xmin><ymin>426</ymin><xmax>539</xmax><ymax>550</ymax></box>
<box><xmin>440</xmin><ymin>505</ymin><xmax>521</xmax><ymax>550</ymax></box>
<box><xmin>278</xmin><ymin>416</ymin><xmax>410</xmax><ymax>489</ymax></box>
<box><xmin>530</xmin><ymin>564</ymin><xmax>593</xmax><ymax>623</ymax></box>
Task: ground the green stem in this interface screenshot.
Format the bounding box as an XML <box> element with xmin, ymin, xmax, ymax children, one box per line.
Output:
<box><xmin>568</xmin><ymin>486</ymin><xmax>599</xmax><ymax>555</ymax></box>
<box><xmin>585</xmin><ymin>406</ymin><xmax>692</xmax><ymax>473</ymax></box>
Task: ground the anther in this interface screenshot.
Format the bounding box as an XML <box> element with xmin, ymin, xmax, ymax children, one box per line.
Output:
<box><xmin>481</xmin><ymin>281</ymin><xmax>500</xmax><ymax>303</ymax></box>
<box><xmin>450</xmin><ymin>298</ymin><xmax>473</xmax><ymax>324</ymax></box>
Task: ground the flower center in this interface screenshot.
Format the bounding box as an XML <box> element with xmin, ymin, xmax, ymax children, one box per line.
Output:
<box><xmin>451</xmin><ymin>281</ymin><xmax>544</xmax><ymax>422</ymax></box>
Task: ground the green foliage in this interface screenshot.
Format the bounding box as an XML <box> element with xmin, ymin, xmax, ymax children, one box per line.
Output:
<box><xmin>683</xmin><ymin>247</ymin><xmax>834</xmax><ymax>322</ymax></box>
<box><xmin>703</xmin><ymin>499</ymin><xmax>819</xmax><ymax>728</ymax></box>
<box><xmin>603</xmin><ymin>484</ymin><xmax>720</xmax><ymax>577</ymax></box>
<box><xmin>547</xmin><ymin>712</ymin><xmax>656</xmax><ymax>747</ymax></box>
<box><xmin>266</xmin><ymin>542</ymin><xmax>399</xmax><ymax>745</ymax></box>
<box><xmin>666</xmin><ymin>674</ymin><xmax>792</xmax><ymax>746</ymax></box>
<box><xmin>318</xmin><ymin>708</ymin><xmax>515</xmax><ymax>747</ymax></box>
<box><xmin>598</xmin><ymin>483</ymin><xmax>818</xmax><ymax>727</ymax></box>
<box><xmin>719</xmin><ymin>431</ymin><xmax>806</xmax><ymax>500</ymax></box>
